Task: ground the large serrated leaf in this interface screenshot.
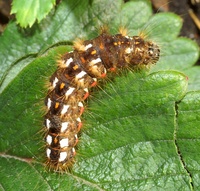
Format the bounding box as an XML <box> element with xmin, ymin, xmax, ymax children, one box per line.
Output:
<box><xmin>0</xmin><ymin>0</ymin><xmax>200</xmax><ymax>190</ymax></box>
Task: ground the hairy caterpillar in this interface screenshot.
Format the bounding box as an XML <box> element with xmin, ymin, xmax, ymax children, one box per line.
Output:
<box><xmin>44</xmin><ymin>28</ymin><xmax>160</xmax><ymax>171</ymax></box>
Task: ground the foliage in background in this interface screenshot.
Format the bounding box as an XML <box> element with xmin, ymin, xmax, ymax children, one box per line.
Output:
<box><xmin>11</xmin><ymin>0</ymin><xmax>56</xmax><ymax>27</ymax></box>
<box><xmin>0</xmin><ymin>0</ymin><xmax>200</xmax><ymax>190</ymax></box>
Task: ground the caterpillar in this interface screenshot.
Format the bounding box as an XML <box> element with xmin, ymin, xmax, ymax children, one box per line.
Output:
<box><xmin>44</xmin><ymin>28</ymin><xmax>160</xmax><ymax>171</ymax></box>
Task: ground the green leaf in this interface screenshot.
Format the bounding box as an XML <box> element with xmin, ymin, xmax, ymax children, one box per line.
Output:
<box><xmin>183</xmin><ymin>67</ymin><xmax>200</xmax><ymax>91</ymax></box>
<box><xmin>0</xmin><ymin>0</ymin><xmax>91</xmax><ymax>90</ymax></box>
<box><xmin>11</xmin><ymin>0</ymin><xmax>56</xmax><ymax>27</ymax></box>
<box><xmin>0</xmin><ymin>52</ymin><xmax>190</xmax><ymax>189</ymax></box>
<box><xmin>0</xmin><ymin>0</ymin><xmax>200</xmax><ymax>190</ymax></box>
<box><xmin>142</xmin><ymin>12</ymin><xmax>200</xmax><ymax>91</ymax></box>
<box><xmin>74</xmin><ymin>71</ymin><xmax>189</xmax><ymax>190</ymax></box>
<box><xmin>151</xmin><ymin>38</ymin><xmax>199</xmax><ymax>74</ymax></box>
<box><xmin>111</xmin><ymin>0</ymin><xmax>152</xmax><ymax>34</ymax></box>
<box><xmin>140</xmin><ymin>12</ymin><xmax>182</xmax><ymax>42</ymax></box>
<box><xmin>177</xmin><ymin>91</ymin><xmax>200</xmax><ymax>189</ymax></box>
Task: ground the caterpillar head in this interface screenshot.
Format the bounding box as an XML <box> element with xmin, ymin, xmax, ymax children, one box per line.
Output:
<box><xmin>125</xmin><ymin>36</ymin><xmax>160</xmax><ymax>66</ymax></box>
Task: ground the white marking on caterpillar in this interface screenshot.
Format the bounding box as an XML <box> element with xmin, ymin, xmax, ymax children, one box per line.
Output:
<box><xmin>92</xmin><ymin>78</ymin><xmax>97</xmax><ymax>82</ymax></box>
<box><xmin>90</xmin><ymin>58</ymin><xmax>102</xmax><ymax>65</ymax></box>
<box><xmin>84</xmin><ymin>44</ymin><xmax>93</xmax><ymax>51</ymax></box>
<box><xmin>65</xmin><ymin>87</ymin><xmax>75</xmax><ymax>96</ymax></box>
<box><xmin>45</xmin><ymin>119</ymin><xmax>51</xmax><ymax>129</ymax></box>
<box><xmin>61</xmin><ymin>122</ymin><xmax>69</xmax><ymax>132</ymax></box>
<box><xmin>46</xmin><ymin>148</ymin><xmax>51</xmax><ymax>158</ymax></box>
<box><xmin>84</xmin><ymin>88</ymin><xmax>88</xmax><ymax>92</ymax></box>
<box><xmin>52</xmin><ymin>77</ymin><xmax>59</xmax><ymax>88</ymax></box>
<box><xmin>60</xmin><ymin>138</ymin><xmax>69</xmax><ymax>148</ymax></box>
<box><xmin>46</xmin><ymin>135</ymin><xmax>52</xmax><ymax>145</ymax></box>
<box><xmin>78</xmin><ymin>102</ymin><xmax>83</xmax><ymax>107</ymax></box>
<box><xmin>61</xmin><ymin>105</ymin><xmax>70</xmax><ymax>115</ymax></box>
<box><xmin>125</xmin><ymin>47</ymin><xmax>133</xmax><ymax>54</ymax></box>
<box><xmin>47</xmin><ymin>98</ymin><xmax>52</xmax><ymax>109</ymax></box>
<box><xmin>72</xmin><ymin>148</ymin><xmax>75</xmax><ymax>154</ymax></box>
<box><xmin>125</xmin><ymin>36</ymin><xmax>133</xmax><ymax>40</ymax></box>
<box><xmin>76</xmin><ymin>71</ymin><xmax>87</xmax><ymax>79</ymax></box>
<box><xmin>65</xmin><ymin>58</ymin><xmax>73</xmax><ymax>67</ymax></box>
<box><xmin>59</xmin><ymin>152</ymin><xmax>67</xmax><ymax>162</ymax></box>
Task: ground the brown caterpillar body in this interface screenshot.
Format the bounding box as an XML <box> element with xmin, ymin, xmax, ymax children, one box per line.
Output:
<box><xmin>44</xmin><ymin>30</ymin><xmax>160</xmax><ymax>171</ymax></box>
